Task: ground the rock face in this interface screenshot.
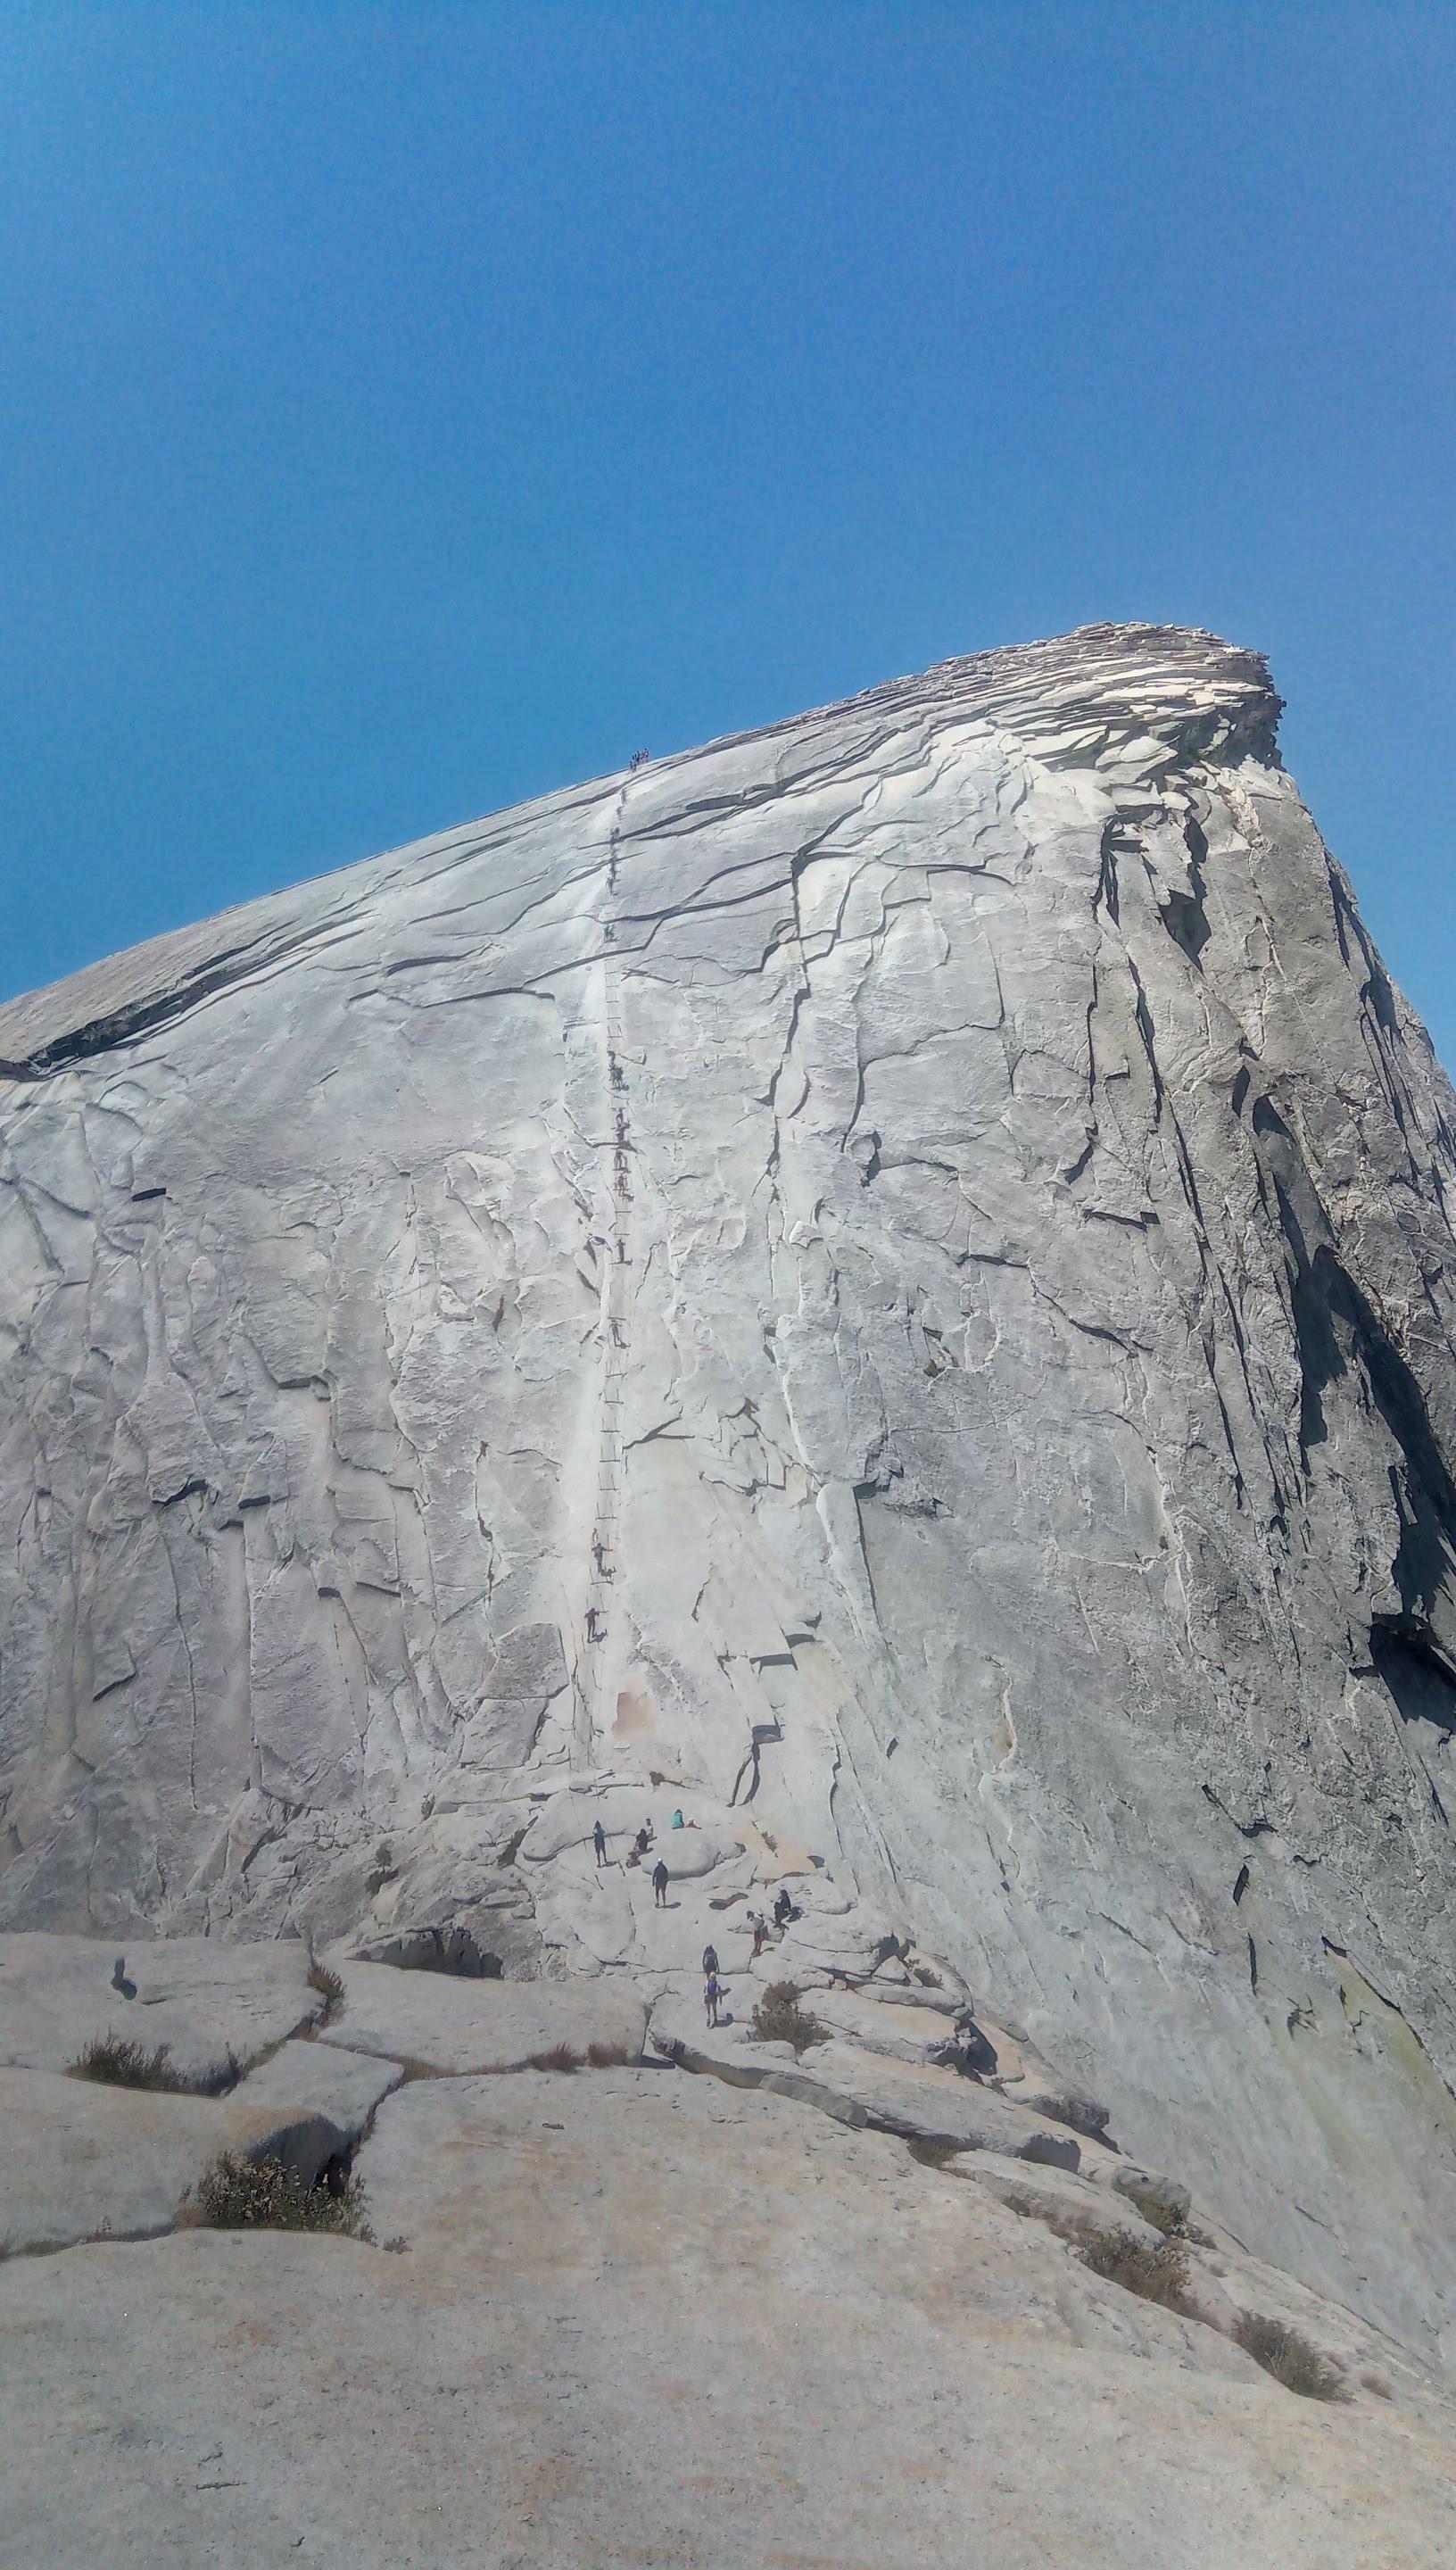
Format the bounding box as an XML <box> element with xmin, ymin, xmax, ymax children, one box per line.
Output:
<box><xmin>4</xmin><ymin>623</ymin><xmax>1456</xmax><ymax>2366</ymax></box>
<box><xmin>0</xmin><ymin>2069</ymin><xmax>345</xmax><ymax>2256</ymax></box>
<box><xmin>11</xmin><ymin>2060</ymin><xmax>1456</xmax><ymax>2570</ymax></box>
<box><xmin>313</xmin><ymin>1961</ymin><xmax>646</xmax><ymax>2075</ymax></box>
<box><xmin>6</xmin><ymin>1940</ymin><xmax>1456</xmax><ymax>2569</ymax></box>
<box><xmin>0</xmin><ymin>1930</ymin><xmax>322</xmax><ymax>2079</ymax></box>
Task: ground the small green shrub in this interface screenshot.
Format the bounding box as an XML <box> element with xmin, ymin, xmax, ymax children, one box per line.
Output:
<box><xmin>751</xmin><ymin>1981</ymin><xmax>829</xmax><ymax>2055</ymax></box>
<box><xmin>70</xmin><ymin>2033</ymin><xmax>237</xmax><ymax>2096</ymax></box>
<box><xmin>307</xmin><ymin>1957</ymin><xmax>344</xmax><ymax>2023</ymax></box>
<box><xmin>364</xmin><ymin>1842</ymin><xmax>397</xmax><ymax>1899</ymax></box>
<box><xmin>1079</xmin><ymin>2226</ymin><xmax>1192</xmax><ymax>2311</ymax></box>
<box><xmin>527</xmin><ymin>2042</ymin><xmax>582</xmax><ymax>2073</ymax></box>
<box><xmin>187</xmin><ymin>2151</ymin><xmax>374</xmax><ymax>2242</ymax></box>
<box><xmin>1233</xmin><ymin>2311</ymin><xmax>1346</xmax><ymax>2400</ymax></box>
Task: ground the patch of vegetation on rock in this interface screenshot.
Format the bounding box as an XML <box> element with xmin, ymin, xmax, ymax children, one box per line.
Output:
<box><xmin>1233</xmin><ymin>2311</ymin><xmax>1346</xmax><ymax>2400</ymax></box>
<box><xmin>751</xmin><ymin>1982</ymin><xmax>829</xmax><ymax>2055</ymax></box>
<box><xmin>527</xmin><ymin>2042</ymin><xmax>583</xmax><ymax>2073</ymax></box>
<box><xmin>1113</xmin><ymin>2172</ymin><xmax>1188</xmax><ymax>2237</ymax></box>
<box><xmin>1078</xmin><ymin>2226</ymin><xmax>1193</xmax><ymax>2311</ymax></box>
<box><xmin>307</xmin><ymin>1957</ymin><xmax>344</xmax><ymax>2024</ymax></box>
<box><xmin>365</xmin><ymin>1842</ymin><xmax>397</xmax><ymax>1899</ymax></box>
<box><xmin>70</xmin><ymin>2033</ymin><xmax>237</xmax><ymax>2096</ymax></box>
<box><xmin>186</xmin><ymin>2151</ymin><xmax>375</xmax><ymax>2241</ymax></box>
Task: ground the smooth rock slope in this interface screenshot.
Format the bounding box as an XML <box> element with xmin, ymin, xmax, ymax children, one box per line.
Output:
<box><xmin>4</xmin><ymin>1957</ymin><xmax>1455</xmax><ymax>2569</ymax></box>
<box><xmin>4</xmin><ymin>623</ymin><xmax>1456</xmax><ymax>2367</ymax></box>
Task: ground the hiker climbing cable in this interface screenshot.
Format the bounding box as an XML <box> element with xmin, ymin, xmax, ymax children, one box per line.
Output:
<box><xmin>652</xmin><ymin>1858</ymin><xmax>669</xmax><ymax>1907</ymax></box>
<box><xmin>593</xmin><ymin>1818</ymin><xmax>608</xmax><ymax>1868</ymax></box>
<box><xmin>701</xmin><ymin>1943</ymin><xmax>719</xmax><ymax>1977</ymax></box>
<box><xmin>704</xmin><ymin>1969</ymin><xmax>722</xmax><ymax>2028</ymax></box>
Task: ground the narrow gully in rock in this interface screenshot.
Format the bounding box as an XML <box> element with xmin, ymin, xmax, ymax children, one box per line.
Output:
<box><xmin>574</xmin><ymin>787</ymin><xmax>637</xmax><ymax>1768</ymax></box>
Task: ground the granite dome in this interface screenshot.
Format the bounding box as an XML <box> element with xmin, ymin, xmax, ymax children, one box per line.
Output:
<box><xmin>4</xmin><ymin>622</ymin><xmax>1456</xmax><ymax>2368</ymax></box>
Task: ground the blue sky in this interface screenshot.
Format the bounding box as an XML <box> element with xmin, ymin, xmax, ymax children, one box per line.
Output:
<box><xmin>2</xmin><ymin>3</ymin><xmax>1452</xmax><ymax>1057</ymax></box>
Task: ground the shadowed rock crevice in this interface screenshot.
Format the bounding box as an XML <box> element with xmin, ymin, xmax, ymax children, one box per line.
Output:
<box><xmin>357</xmin><ymin>1926</ymin><xmax>505</xmax><ymax>1978</ymax></box>
<box><xmin>1250</xmin><ymin>1098</ymin><xmax>1456</xmax><ymax>1675</ymax></box>
<box><xmin>1369</xmin><ymin>1621</ymin><xmax>1456</xmax><ymax>1737</ymax></box>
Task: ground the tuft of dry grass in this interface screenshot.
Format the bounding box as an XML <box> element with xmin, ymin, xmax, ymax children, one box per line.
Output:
<box><xmin>1234</xmin><ymin>2311</ymin><xmax>1346</xmax><ymax>2400</ymax></box>
<box><xmin>186</xmin><ymin>2151</ymin><xmax>374</xmax><ymax>2241</ymax></box>
<box><xmin>70</xmin><ymin>2032</ymin><xmax>237</xmax><ymax>2096</ymax></box>
<box><xmin>751</xmin><ymin>1982</ymin><xmax>829</xmax><ymax>2055</ymax></box>
<box><xmin>586</xmin><ymin>2038</ymin><xmax>633</xmax><ymax>2068</ymax></box>
<box><xmin>1079</xmin><ymin>2226</ymin><xmax>1193</xmax><ymax>2311</ymax></box>
<box><xmin>1361</xmin><ymin>2368</ymin><xmax>1394</xmax><ymax>2400</ymax></box>
<box><xmin>307</xmin><ymin>1957</ymin><xmax>344</xmax><ymax>2024</ymax></box>
<box><xmin>526</xmin><ymin>2042</ymin><xmax>583</xmax><ymax>2073</ymax></box>
<box><xmin>72</xmin><ymin>2033</ymin><xmax>184</xmax><ymax>2091</ymax></box>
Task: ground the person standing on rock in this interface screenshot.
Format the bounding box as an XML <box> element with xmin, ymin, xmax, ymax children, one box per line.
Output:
<box><xmin>652</xmin><ymin>1858</ymin><xmax>669</xmax><ymax>1907</ymax></box>
<box><xmin>704</xmin><ymin>1968</ymin><xmax>723</xmax><ymax>2027</ymax></box>
<box><xmin>749</xmin><ymin>1911</ymin><xmax>766</xmax><ymax>1961</ymax></box>
<box><xmin>701</xmin><ymin>1943</ymin><xmax>719</xmax><ymax>1977</ymax></box>
<box><xmin>593</xmin><ymin>1818</ymin><xmax>608</xmax><ymax>1868</ymax></box>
